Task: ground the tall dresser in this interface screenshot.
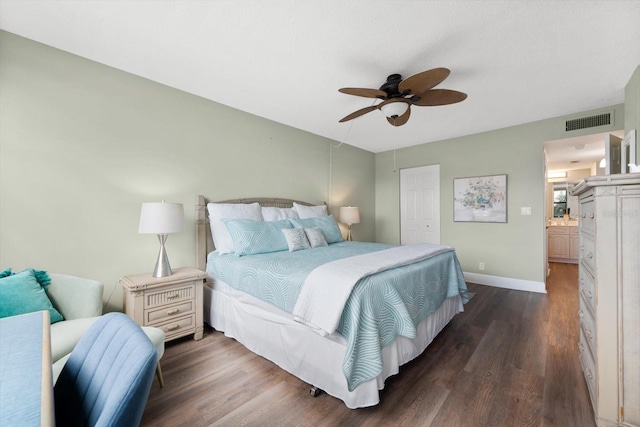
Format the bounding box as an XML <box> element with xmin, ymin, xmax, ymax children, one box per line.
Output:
<box><xmin>572</xmin><ymin>173</ymin><xmax>640</xmax><ymax>427</ymax></box>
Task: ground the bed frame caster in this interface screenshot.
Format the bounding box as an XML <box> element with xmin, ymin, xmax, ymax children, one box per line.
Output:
<box><xmin>310</xmin><ymin>386</ymin><xmax>322</xmax><ymax>397</ymax></box>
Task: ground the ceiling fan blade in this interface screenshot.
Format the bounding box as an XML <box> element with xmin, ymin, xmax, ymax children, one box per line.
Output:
<box><xmin>339</xmin><ymin>87</ymin><xmax>387</xmax><ymax>98</ymax></box>
<box><xmin>411</xmin><ymin>89</ymin><xmax>468</xmax><ymax>106</ymax></box>
<box><xmin>387</xmin><ymin>105</ymin><xmax>411</xmax><ymax>127</ymax></box>
<box><xmin>339</xmin><ymin>105</ymin><xmax>378</xmax><ymax>123</ymax></box>
<box><xmin>398</xmin><ymin>68</ymin><xmax>450</xmax><ymax>95</ymax></box>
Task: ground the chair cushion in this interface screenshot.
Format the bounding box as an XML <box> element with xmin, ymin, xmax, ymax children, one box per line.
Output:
<box><xmin>50</xmin><ymin>317</ymin><xmax>100</xmax><ymax>362</ymax></box>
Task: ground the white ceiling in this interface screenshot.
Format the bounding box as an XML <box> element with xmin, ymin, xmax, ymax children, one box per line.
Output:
<box><xmin>1</xmin><ymin>1</ymin><xmax>639</xmax><ymax>154</ymax></box>
<box><xmin>544</xmin><ymin>130</ymin><xmax>624</xmax><ymax>172</ymax></box>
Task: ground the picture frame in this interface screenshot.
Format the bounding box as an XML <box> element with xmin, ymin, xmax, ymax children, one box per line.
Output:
<box><xmin>454</xmin><ymin>174</ymin><xmax>507</xmax><ymax>223</ymax></box>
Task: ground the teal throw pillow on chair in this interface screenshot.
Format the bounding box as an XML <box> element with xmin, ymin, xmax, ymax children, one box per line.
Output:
<box><xmin>0</xmin><ymin>269</ymin><xmax>64</xmax><ymax>322</ymax></box>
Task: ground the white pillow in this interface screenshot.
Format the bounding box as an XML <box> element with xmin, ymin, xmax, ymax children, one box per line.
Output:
<box><xmin>293</xmin><ymin>202</ymin><xmax>327</xmax><ymax>219</ymax></box>
<box><xmin>207</xmin><ymin>203</ymin><xmax>263</xmax><ymax>254</ymax></box>
<box><xmin>282</xmin><ymin>228</ymin><xmax>311</xmax><ymax>252</ymax></box>
<box><xmin>261</xmin><ymin>207</ymin><xmax>299</xmax><ymax>221</ymax></box>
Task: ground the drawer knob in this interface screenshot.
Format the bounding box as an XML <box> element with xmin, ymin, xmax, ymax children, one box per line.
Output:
<box><xmin>579</xmin><ymin>343</ymin><xmax>584</xmax><ymax>352</ymax></box>
<box><xmin>578</xmin><ymin>310</ymin><xmax>584</xmax><ymax>319</ymax></box>
<box><xmin>582</xmin><ymin>213</ymin><xmax>586</xmax><ymax>219</ymax></box>
<box><xmin>586</xmin><ymin>290</ymin><xmax>592</xmax><ymax>299</ymax></box>
<box><xmin>585</xmin><ymin>329</ymin><xmax>593</xmax><ymax>340</ymax></box>
<box><xmin>165</xmin><ymin>324</ymin><xmax>180</xmax><ymax>331</ymax></box>
<box><xmin>586</xmin><ymin>369</ymin><xmax>593</xmax><ymax>380</ymax></box>
<box><xmin>166</xmin><ymin>308</ymin><xmax>180</xmax><ymax>316</ymax></box>
<box><xmin>167</xmin><ymin>293</ymin><xmax>180</xmax><ymax>300</ymax></box>
<box><xmin>586</xmin><ymin>252</ymin><xmax>593</xmax><ymax>259</ymax></box>
<box><xmin>589</xmin><ymin>213</ymin><xmax>594</xmax><ymax>219</ymax></box>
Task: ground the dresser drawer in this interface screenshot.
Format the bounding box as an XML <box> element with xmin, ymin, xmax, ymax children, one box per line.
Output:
<box><xmin>579</xmin><ymin>233</ymin><xmax>596</xmax><ymax>274</ymax></box>
<box><xmin>579</xmin><ymin>328</ymin><xmax>597</xmax><ymax>409</ymax></box>
<box><xmin>579</xmin><ymin>300</ymin><xmax>597</xmax><ymax>358</ymax></box>
<box><xmin>145</xmin><ymin>300</ymin><xmax>194</xmax><ymax>324</ymax></box>
<box><xmin>156</xmin><ymin>314</ymin><xmax>195</xmax><ymax>339</ymax></box>
<box><xmin>578</xmin><ymin>264</ymin><xmax>596</xmax><ymax>314</ymax></box>
<box><xmin>144</xmin><ymin>282</ymin><xmax>196</xmax><ymax>309</ymax></box>
<box><xmin>579</xmin><ymin>200</ymin><xmax>595</xmax><ymax>236</ymax></box>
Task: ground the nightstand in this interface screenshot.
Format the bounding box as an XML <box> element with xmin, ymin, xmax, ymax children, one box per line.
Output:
<box><xmin>120</xmin><ymin>267</ymin><xmax>207</xmax><ymax>342</ymax></box>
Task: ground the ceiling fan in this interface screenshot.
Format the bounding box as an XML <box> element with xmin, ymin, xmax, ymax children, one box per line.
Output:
<box><xmin>338</xmin><ymin>68</ymin><xmax>467</xmax><ymax>127</ymax></box>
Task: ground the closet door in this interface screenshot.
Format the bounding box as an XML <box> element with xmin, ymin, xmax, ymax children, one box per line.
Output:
<box><xmin>400</xmin><ymin>165</ymin><xmax>440</xmax><ymax>245</ymax></box>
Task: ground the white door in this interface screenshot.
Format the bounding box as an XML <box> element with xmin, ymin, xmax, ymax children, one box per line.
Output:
<box><xmin>400</xmin><ymin>165</ymin><xmax>440</xmax><ymax>245</ymax></box>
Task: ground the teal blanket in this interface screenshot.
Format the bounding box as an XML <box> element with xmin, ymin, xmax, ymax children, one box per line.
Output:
<box><xmin>207</xmin><ymin>241</ymin><xmax>468</xmax><ymax>391</ymax></box>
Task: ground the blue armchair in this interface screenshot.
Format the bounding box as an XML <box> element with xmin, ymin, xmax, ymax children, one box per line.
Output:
<box><xmin>54</xmin><ymin>312</ymin><xmax>156</xmax><ymax>426</ymax></box>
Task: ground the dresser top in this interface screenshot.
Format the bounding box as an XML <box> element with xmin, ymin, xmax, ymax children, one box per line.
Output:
<box><xmin>571</xmin><ymin>173</ymin><xmax>640</xmax><ymax>196</ymax></box>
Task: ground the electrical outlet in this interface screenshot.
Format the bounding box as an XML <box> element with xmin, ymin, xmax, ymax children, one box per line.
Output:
<box><xmin>521</xmin><ymin>207</ymin><xmax>532</xmax><ymax>215</ymax></box>
<box><xmin>479</xmin><ymin>262</ymin><xmax>485</xmax><ymax>271</ymax></box>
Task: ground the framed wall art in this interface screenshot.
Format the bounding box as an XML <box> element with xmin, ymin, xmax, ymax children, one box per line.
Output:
<box><xmin>454</xmin><ymin>174</ymin><xmax>507</xmax><ymax>223</ymax></box>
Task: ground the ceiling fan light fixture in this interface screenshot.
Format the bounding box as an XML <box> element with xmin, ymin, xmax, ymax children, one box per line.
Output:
<box><xmin>380</xmin><ymin>101</ymin><xmax>409</xmax><ymax>119</ymax></box>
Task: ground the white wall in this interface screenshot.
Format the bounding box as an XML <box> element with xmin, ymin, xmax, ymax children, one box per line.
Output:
<box><xmin>0</xmin><ymin>31</ymin><xmax>375</xmax><ymax>310</ymax></box>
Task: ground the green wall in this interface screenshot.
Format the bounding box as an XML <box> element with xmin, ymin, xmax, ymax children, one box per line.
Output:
<box><xmin>375</xmin><ymin>104</ymin><xmax>625</xmax><ymax>285</ymax></box>
<box><xmin>0</xmin><ymin>31</ymin><xmax>375</xmax><ymax>310</ymax></box>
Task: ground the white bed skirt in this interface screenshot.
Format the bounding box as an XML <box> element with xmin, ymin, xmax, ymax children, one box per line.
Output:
<box><xmin>204</xmin><ymin>278</ymin><xmax>463</xmax><ymax>409</ymax></box>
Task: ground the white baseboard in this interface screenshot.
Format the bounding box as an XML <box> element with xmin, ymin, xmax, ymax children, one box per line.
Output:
<box><xmin>463</xmin><ymin>272</ymin><xmax>546</xmax><ymax>294</ymax></box>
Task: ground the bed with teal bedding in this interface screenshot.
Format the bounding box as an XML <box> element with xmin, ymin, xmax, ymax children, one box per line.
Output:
<box><xmin>196</xmin><ymin>195</ymin><xmax>468</xmax><ymax>408</ymax></box>
<box><xmin>207</xmin><ymin>241</ymin><xmax>468</xmax><ymax>392</ymax></box>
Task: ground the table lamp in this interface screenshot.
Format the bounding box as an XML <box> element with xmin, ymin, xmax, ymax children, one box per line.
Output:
<box><xmin>139</xmin><ymin>201</ymin><xmax>185</xmax><ymax>277</ymax></box>
<box><xmin>339</xmin><ymin>206</ymin><xmax>360</xmax><ymax>241</ymax></box>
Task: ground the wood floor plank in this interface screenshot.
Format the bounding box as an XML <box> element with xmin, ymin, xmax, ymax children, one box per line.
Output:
<box><xmin>141</xmin><ymin>263</ymin><xmax>596</xmax><ymax>426</ymax></box>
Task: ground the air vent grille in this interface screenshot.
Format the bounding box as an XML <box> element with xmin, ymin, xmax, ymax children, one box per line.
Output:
<box><xmin>565</xmin><ymin>113</ymin><xmax>611</xmax><ymax>131</ymax></box>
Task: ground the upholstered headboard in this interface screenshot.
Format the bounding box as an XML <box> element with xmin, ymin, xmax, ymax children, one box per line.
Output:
<box><xmin>195</xmin><ymin>195</ymin><xmax>316</xmax><ymax>271</ymax></box>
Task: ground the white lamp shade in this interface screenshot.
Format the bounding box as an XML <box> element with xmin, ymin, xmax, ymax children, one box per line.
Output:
<box><xmin>138</xmin><ymin>202</ymin><xmax>185</xmax><ymax>234</ymax></box>
<box><xmin>340</xmin><ymin>206</ymin><xmax>360</xmax><ymax>225</ymax></box>
<box><xmin>380</xmin><ymin>101</ymin><xmax>409</xmax><ymax>118</ymax></box>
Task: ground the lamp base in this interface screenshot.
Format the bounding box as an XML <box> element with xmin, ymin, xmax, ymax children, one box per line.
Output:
<box><xmin>153</xmin><ymin>234</ymin><xmax>173</xmax><ymax>278</ymax></box>
<box><xmin>346</xmin><ymin>224</ymin><xmax>353</xmax><ymax>241</ymax></box>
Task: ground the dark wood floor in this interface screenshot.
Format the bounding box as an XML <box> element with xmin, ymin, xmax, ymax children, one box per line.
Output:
<box><xmin>141</xmin><ymin>262</ymin><xmax>595</xmax><ymax>426</ymax></box>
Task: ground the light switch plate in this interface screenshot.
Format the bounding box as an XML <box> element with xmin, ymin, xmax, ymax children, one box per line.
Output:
<box><xmin>521</xmin><ymin>207</ymin><xmax>532</xmax><ymax>215</ymax></box>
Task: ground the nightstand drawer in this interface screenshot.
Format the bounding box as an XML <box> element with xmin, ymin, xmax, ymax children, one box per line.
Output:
<box><xmin>146</xmin><ymin>300</ymin><xmax>194</xmax><ymax>324</ymax></box>
<box><xmin>121</xmin><ymin>267</ymin><xmax>206</xmax><ymax>342</ymax></box>
<box><xmin>156</xmin><ymin>314</ymin><xmax>195</xmax><ymax>339</ymax></box>
<box><xmin>144</xmin><ymin>283</ymin><xmax>196</xmax><ymax>309</ymax></box>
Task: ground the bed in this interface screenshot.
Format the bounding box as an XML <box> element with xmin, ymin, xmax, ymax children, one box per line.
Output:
<box><xmin>195</xmin><ymin>195</ymin><xmax>469</xmax><ymax>409</ymax></box>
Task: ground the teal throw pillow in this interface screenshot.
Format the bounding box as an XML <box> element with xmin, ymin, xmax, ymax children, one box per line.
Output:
<box><xmin>222</xmin><ymin>219</ymin><xmax>293</xmax><ymax>256</ymax></box>
<box><xmin>289</xmin><ymin>215</ymin><xmax>344</xmax><ymax>244</ymax></box>
<box><xmin>0</xmin><ymin>269</ymin><xmax>64</xmax><ymax>323</ymax></box>
<box><xmin>0</xmin><ymin>267</ymin><xmax>52</xmax><ymax>286</ymax></box>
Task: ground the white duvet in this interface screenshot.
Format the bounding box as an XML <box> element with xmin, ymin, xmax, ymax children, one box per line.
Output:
<box><xmin>292</xmin><ymin>243</ymin><xmax>453</xmax><ymax>336</ymax></box>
